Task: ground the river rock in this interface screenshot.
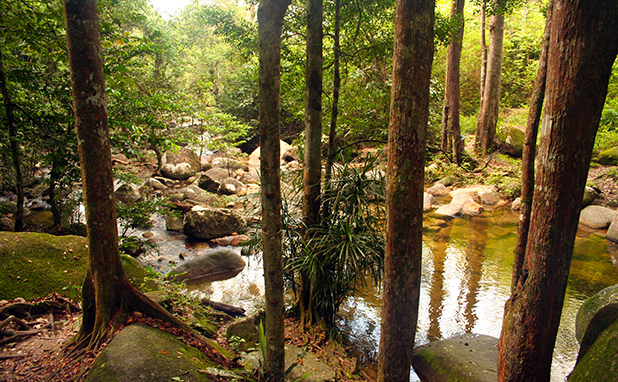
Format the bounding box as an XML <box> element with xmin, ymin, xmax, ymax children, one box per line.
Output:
<box><xmin>248</xmin><ymin>140</ymin><xmax>294</xmax><ymax>166</ymax></box>
<box><xmin>411</xmin><ymin>333</ymin><xmax>498</xmax><ymax>382</ymax></box>
<box><xmin>164</xmin><ymin>214</ymin><xmax>184</xmax><ymax>231</ymax></box>
<box><xmin>582</xmin><ymin>186</ymin><xmax>601</xmax><ymax>207</ymax></box>
<box><xmin>183</xmin><ymin>184</ymin><xmax>215</xmax><ymax>204</ymax></box>
<box><xmin>218</xmin><ymin>177</ymin><xmax>245</xmax><ymax>196</ymax></box>
<box><xmin>608</xmin><ymin>216</ymin><xmax>618</xmax><ymax>243</ymax></box>
<box><xmin>146</xmin><ymin>177</ymin><xmax>167</xmax><ymax>191</ymax></box>
<box><xmin>478</xmin><ymin>185</ymin><xmax>502</xmax><ymax>205</ymax></box>
<box><xmin>212</xmin><ymin>157</ymin><xmax>248</xmax><ymax>172</ymax></box>
<box><xmin>579</xmin><ymin>205</ymin><xmax>617</xmax><ymax>229</ymax></box>
<box><xmin>114</xmin><ymin>183</ymin><xmax>141</xmax><ymax>203</ymax></box>
<box><xmin>183</xmin><ymin>205</ymin><xmax>246</xmax><ymax>240</ymax></box>
<box><xmin>239</xmin><ymin>170</ymin><xmax>259</xmax><ymax>185</ymax></box>
<box><xmin>424</xmin><ymin>192</ymin><xmax>436</xmax><ymax>212</ymax></box>
<box><xmin>85</xmin><ymin>324</ymin><xmax>226</xmax><ymax>382</ymax></box>
<box><xmin>436</xmin><ymin>175</ymin><xmax>460</xmax><ymax>187</ymax></box>
<box><xmin>225</xmin><ymin>311</ymin><xmax>263</xmax><ymax>352</ymax></box>
<box><xmin>598</xmin><ymin>146</ymin><xmax>618</xmax><ymax>165</ymax></box>
<box><xmin>427</xmin><ymin>183</ymin><xmax>449</xmax><ymax>197</ymax></box>
<box><xmin>511</xmin><ymin>197</ymin><xmax>522</xmax><ymax>211</ymax></box>
<box><xmin>169</xmin><ymin>247</ymin><xmax>246</xmax><ymax>284</ymax></box>
<box><xmin>575</xmin><ymin>284</ymin><xmax>618</xmax><ymax>343</ymax></box>
<box><xmin>495</xmin><ymin>125</ymin><xmax>524</xmax><ymax>158</ymax></box>
<box><xmin>0</xmin><ymin>200</ymin><xmax>17</xmax><ymax>214</ymax></box>
<box><xmin>198</xmin><ymin>167</ymin><xmax>231</xmax><ymax>193</ymax></box>
<box><xmin>434</xmin><ymin>190</ymin><xmax>483</xmax><ymax>218</ymax></box>
<box><xmin>160</xmin><ymin>147</ymin><xmax>201</xmax><ymax>180</ymax></box>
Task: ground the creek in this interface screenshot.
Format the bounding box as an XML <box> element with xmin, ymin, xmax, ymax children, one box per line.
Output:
<box><xmin>135</xmin><ymin>208</ymin><xmax>618</xmax><ymax>382</ymax></box>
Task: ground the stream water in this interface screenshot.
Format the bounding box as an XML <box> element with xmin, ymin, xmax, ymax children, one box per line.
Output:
<box><xmin>135</xmin><ymin>208</ymin><xmax>618</xmax><ymax>382</ymax></box>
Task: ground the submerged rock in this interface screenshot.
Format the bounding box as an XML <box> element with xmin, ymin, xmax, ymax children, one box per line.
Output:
<box><xmin>411</xmin><ymin>333</ymin><xmax>498</xmax><ymax>382</ymax></box>
<box><xmin>169</xmin><ymin>247</ymin><xmax>246</xmax><ymax>284</ymax></box>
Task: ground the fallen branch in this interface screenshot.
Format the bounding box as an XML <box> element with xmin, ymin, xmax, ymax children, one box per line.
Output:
<box><xmin>201</xmin><ymin>299</ymin><xmax>245</xmax><ymax>318</ymax></box>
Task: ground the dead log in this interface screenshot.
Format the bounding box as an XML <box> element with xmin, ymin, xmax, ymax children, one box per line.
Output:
<box><xmin>201</xmin><ymin>299</ymin><xmax>246</xmax><ymax>318</ymax></box>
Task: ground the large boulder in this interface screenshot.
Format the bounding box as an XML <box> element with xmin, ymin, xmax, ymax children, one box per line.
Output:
<box><xmin>114</xmin><ymin>183</ymin><xmax>141</xmax><ymax>203</ymax></box>
<box><xmin>598</xmin><ymin>146</ymin><xmax>618</xmax><ymax>165</ymax></box>
<box><xmin>248</xmin><ymin>140</ymin><xmax>295</xmax><ymax>166</ymax></box>
<box><xmin>198</xmin><ymin>167</ymin><xmax>231</xmax><ymax>193</ymax></box>
<box><xmin>225</xmin><ymin>311</ymin><xmax>263</xmax><ymax>352</ymax></box>
<box><xmin>169</xmin><ymin>247</ymin><xmax>246</xmax><ymax>284</ymax></box>
<box><xmin>427</xmin><ymin>183</ymin><xmax>449</xmax><ymax>197</ymax></box>
<box><xmin>608</xmin><ymin>216</ymin><xmax>618</xmax><ymax>243</ymax></box>
<box><xmin>411</xmin><ymin>333</ymin><xmax>498</xmax><ymax>382</ymax></box>
<box><xmin>575</xmin><ymin>284</ymin><xmax>618</xmax><ymax>343</ymax></box>
<box><xmin>86</xmin><ymin>324</ymin><xmax>231</xmax><ymax>382</ymax></box>
<box><xmin>218</xmin><ymin>177</ymin><xmax>245</xmax><ymax>196</ymax></box>
<box><xmin>424</xmin><ymin>192</ymin><xmax>436</xmax><ymax>212</ymax></box>
<box><xmin>582</xmin><ymin>186</ymin><xmax>601</xmax><ymax>207</ymax></box>
<box><xmin>160</xmin><ymin>147</ymin><xmax>201</xmax><ymax>180</ymax></box>
<box><xmin>495</xmin><ymin>125</ymin><xmax>524</xmax><ymax>158</ymax></box>
<box><xmin>434</xmin><ymin>189</ymin><xmax>484</xmax><ymax>218</ymax></box>
<box><xmin>579</xmin><ymin>205</ymin><xmax>617</xmax><ymax>230</ymax></box>
<box><xmin>183</xmin><ymin>206</ymin><xmax>246</xmax><ymax>240</ymax></box>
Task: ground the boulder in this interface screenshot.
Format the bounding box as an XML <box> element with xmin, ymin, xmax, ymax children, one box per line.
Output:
<box><xmin>579</xmin><ymin>205</ymin><xmax>617</xmax><ymax>230</ymax></box>
<box><xmin>411</xmin><ymin>333</ymin><xmax>498</xmax><ymax>382</ymax></box>
<box><xmin>0</xmin><ymin>200</ymin><xmax>17</xmax><ymax>214</ymax></box>
<box><xmin>183</xmin><ymin>206</ymin><xmax>246</xmax><ymax>240</ymax></box>
<box><xmin>598</xmin><ymin>146</ymin><xmax>618</xmax><ymax>165</ymax></box>
<box><xmin>424</xmin><ymin>193</ymin><xmax>436</xmax><ymax>212</ymax></box>
<box><xmin>608</xmin><ymin>216</ymin><xmax>618</xmax><ymax>243</ymax></box>
<box><xmin>511</xmin><ymin>197</ymin><xmax>522</xmax><ymax>211</ymax></box>
<box><xmin>239</xmin><ymin>170</ymin><xmax>259</xmax><ymax>185</ymax></box>
<box><xmin>146</xmin><ymin>178</ymin><xmax>167</xmax><ymax>191</ymax></box>
<box><xmin>183</xmin><ymin>184</ymin><xmax>215</xmax><ymax>204</ymax></box>
<box><xmin>427</xmin><ymin>183</ymin><xmax>449</xmax><ymax>197</ymax></box>
<box><xmin>436</xmin><ymin>175</ymin><xmax>460</xmax><ymax>187</ymax></box>
<box><xmin>164</xmin><ymin>214</ymin><xmax>184</xmax><ymax>231</ymax></box>
<box><xmin>160</xmin><ymin>147</ymin><xmax>200</xmax><ymax>180</ymax></box>
<box><xmin>570</xmin><ymin>308</ymin><xmax>618</xmax><ymax>381</ymax></box>
<box><xmin>575</xmin><ymin>284</ymin><xmax>618</xmax><ymax>343</ymax></box>
<box><xmin>211</xmin><ymin>234</ymin><xmax>250</xmax><ymax>247</ymax></box>
<box><xmin>198</xmin><ymin>167</ymin><xmax>231</xmax><ymax>193</ymax></box>
<box><xmin>282</xmin><ymin>145</ymin><xmax>300</xmax><ymax>162</ymax></box>
<box><xmin>114</xmin><ymin>183</ymin><xmax>141</xmax><ymax>203</ymax></box>
<box><xmin>86</xmin><ymin>324</ymin><xmax>230</xmax><ymax>382</ymax></box>
<box><xmin>218</xmin><ymin>177</ymin><xmax>245</xmax><ymax>196</ymax></box>
<box><xmin>225</xmin><ymin>311</ymin><xmax>263</xmax><ymax>352</ymax></box>
<box><xmin>495</xmin><ymin>125</ymin><xmax>524</xmax><ymax>158</ymax></box>
<box><xmin>211</xmin><ymin>157</ymin><xmax>248</xmax><ymax>172</ymax></box>
<box><xmin>582</xmin><ymin>186</ymin><xmax>601</xmax><ymax>207</ymax></box>
<box><xmin>169</xmin><ymin>247</ymin><xmax>246</xmax><ymax>284</ymax></box>
<box><xmin>478</xmin><ymin>186</ymin><xmax>502</xmax><ymax>205</ymax></box>
<box><xmin>434</xmin><ymin>190</ymin><xmax>483</xmax><ymax>218</ymax></box>
<box><xmin>248</xmin><ymin>140</ymin><xmax>295</xmax><ymax>166</ymax></box>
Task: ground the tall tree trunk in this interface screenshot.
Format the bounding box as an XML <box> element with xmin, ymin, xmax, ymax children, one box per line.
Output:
<box><xmin>377</xmin><ymin>0</ymin><xmax>434</xmax><ymax>380</ymax></box>
<box><xmin>475</xmin><ymin>12</ymin><xmax>504</xmax><ymax>155</ymax></box>
<box><xmin>64</xmin><ymin>0</ymin><xmax>191</xmax><ymax>350</ymax></box>
<box><xmin>323</xmin><ymin>0</ymin><xmax>340</xmax><ymax>221</ymax></box>
<box><xmin>0</xmin><ymin>43</ymin><xmax>24</xmax><ymax>232</ymax></box>
<box><xmin>257</xmin><ymin>0</ymin><xmax>290</xmax><ymax>379</ymax></box>
<box><xmin>511</xmin><ymin>0</ymin><xmax>553</xmax><ymax>291</ymax></box>
<box><xmin>441</xmin><ymin>0</ymin><xmax>465</xmax><ymax>163</ymax></box>
<box><xmin>300</xmin><ymin>0</ymin><xmax>323</xmax><ymax>326</ymax></box>
<box><xmin>498</xmin><ymin>1</ymin><xmax>618</xmax><ymax>380</ymax></box>
<box><xmin>477</xmin><ymin>0</ymin><xmax>487</xmax><ymax>119</ymax></box>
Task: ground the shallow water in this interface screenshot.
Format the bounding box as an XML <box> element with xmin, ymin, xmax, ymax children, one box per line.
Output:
<box><xmin>135</xmin><ymin>208</ymin><xmax>618</xmax><ymax>382</ymax></box>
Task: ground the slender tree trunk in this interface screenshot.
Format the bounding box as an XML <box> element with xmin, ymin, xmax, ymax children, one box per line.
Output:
<box><xmin>377</xmin><ymin>0</ymin><xmax>434</xmax><ymax>380</ymax></box>
<box><xmin>478</xmin><ymin>0</ymin><xmax>487</xmax><ymax>119</ymax></box>
<box><xmin>257</xmin><ymin>0</ymin><xmax>290</xmax><ymax>379</ymax></box>
<box><xmin>0</xmin><ymin>44</ymin><xmax>24</xmax><ymax>232</ymax></box>
<box><xmin>498</xmin><ymin>1</ymin><xmax>618</xmax><ymax>380</ymax></box>
<box><xmin>323</xmin><ymin>0</ymin><xmax>340</xmax><ymax>221</ymax></box>
<box><xmin>511</xmin><ymin>0</ymin><xmax>553</xmax><ymax>291</ymax></box>
<box><xmin>476</xmin><ymin>12</ymin><xmax>504</xmax><ymax>155</ymax></box>
<box><xmin>441</xmin><ymin>0</ymin><xmax>465</xmax><ymax>163</ymax></box>
<box><xmin>64</xmin><ymin>0</ymin><xmax>191</xmax><ymax>350</ymax></box>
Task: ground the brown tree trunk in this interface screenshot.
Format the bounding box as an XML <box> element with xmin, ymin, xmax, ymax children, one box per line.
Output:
<box><xmin>376</xmin><ymin>0</ymin><xmax>434</xmax><ymax>380</ymax></box>
<box><xmin>0</xmin><ymin>43</ymin><xmax>24</xmax><ymax>232</ymax></box>
<box><xmin>511</xmin><ymin>0</ymin><xmax>553</xmax><ymax>291</ymax></box>
<box><xmin>257</xmin><ymin>0</ymin><xmax>290</xmax><ymax>379</ymax></box>
<box><xmin>441</xmin><ymin>0</ymin><xmax>465</xmax><ymax>163</ymax></box>
<box><xmin>476</xmin><ymin>12</ymin><xmax>504</xmax><ymax>155</ymax></box>
<box><xmin>498</xmin><ymin>1</ymin><xmax>618</xmax><ymax>380</ymax></box>
<box><xmin>64</xmin><ymin>0</ymin><xmax>191</xmax><ymax>350</ymax></box>
<box><xmin>323</xmin><ymin>0</ymin><xmax>340</xmax><ymax>221</ymax></box>
<box><xmin>478</xmin><ymin>0</ymin><xmax>487</xmax><ymax>119</ymax></box>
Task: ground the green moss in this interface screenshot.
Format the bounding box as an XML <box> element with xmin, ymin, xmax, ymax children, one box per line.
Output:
<box><xmin>570</xmin><ymin>318</ymin><xmax>618</xmax><ymax>381</ymax></box>
<box><xmin>598</xmin><ymin>146</ymin><xmax>618</xmax><ymax>165</ymax></box>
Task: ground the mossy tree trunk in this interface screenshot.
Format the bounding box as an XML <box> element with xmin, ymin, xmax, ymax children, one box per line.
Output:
<box><xmin>376</xmin><ymin>0</ymin><xmax>434</xmax><ymax>380</ymax></box>
<box><xmin>441</xmin><ymin>0</ymin><xmax>465</xmax><ymax>164</ymax></box>
<box><xmin>257</xmin><ymin>0</ymin><xmax>291</xmax><ymax>380</ymax></box>
<box><xmin>64</xmin><ymin>0</ymin><xmax>191</xmax><ymax>351</ymax></box>
<box><xmin>511</xmin><ymin>0</ymin><xmax>553</xmax><ymax>291</ymax></box>
<box><xmin>498</xmin><ymin>0</ymin><xmax>618</xmax><ymax>380</ymax></box>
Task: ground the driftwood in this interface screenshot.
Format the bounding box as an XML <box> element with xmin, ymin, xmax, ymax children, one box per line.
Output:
<box><xmin>201</xmin><ymin>299</ymin><xmax>245</xmax><ymax>318</ymax></box>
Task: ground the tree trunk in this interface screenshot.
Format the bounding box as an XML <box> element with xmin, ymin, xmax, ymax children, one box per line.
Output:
<box><xmin>441</xmin><ymin>0</ymin><xmax>465</xmax><ymax>163</ymax></box>
<box><xmin>478</xmin><ymin>0</ymin><xmax>487</xmax><ymax>118</ymax></box>
<box><xmin>511</xmin><ymin>0</ymin><xmax>553</xmax><ymax>291</ymax></box>
<box><xmin>476</xmin><ymin>13</ymin><xmax>504</xmax><ymax>155</ymax></box>
<box><xmin>323</xmin><ymin>0</ymin><xmax>340</xmax><ymax>221</ymax></box>
<box><xmin>498</xmin><ymin>1</ymin><xmax>618</xmax><ymax>380</ymax></box>
<box><xmin>0</xmin><ymin>43</ymin><xmax>24</xmax><ymax>232</ymax></box>
<box><xmin>257</xmin><ymin>0</ymin><xmax>290</xmax><ymax>379</ymax></box>
<box><xmin>64</xmin><ymin>0</ymin><xmax>192</xmax><ymax>350</ymax></box>
<box><xmin>376</xmin><ymin>0</ymin><xmax>434</xmax><ymax>380</ymax></box>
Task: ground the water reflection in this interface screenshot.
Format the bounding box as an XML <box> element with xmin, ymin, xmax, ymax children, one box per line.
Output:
<box><xmin>340</xmin><ymin>209</ymin><xmax>618</xmax><ymax>382</ymax></box>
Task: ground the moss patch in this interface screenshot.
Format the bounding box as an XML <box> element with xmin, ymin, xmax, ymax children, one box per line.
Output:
<box><xmin>570</xmin><ymin>318</ymin><xmax>618</xmax><ymax>381</ymax></box>
<box><xmin>598</xmin><ymin>146</ymin><xmax>618</xmax><ymax>165</ymax></box>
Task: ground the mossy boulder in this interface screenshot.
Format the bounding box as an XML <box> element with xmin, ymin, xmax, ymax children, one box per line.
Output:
<box><xmin>575</xmin><ymin>284</ymin><xmax>618</xmax><ymax>343</ymax></box>
<box><xmin>495</xmin><ymin>125</ymin><xmax>525</xmax><ymax>158</ymax></box>
<box><xmin>168</xmin><ymin>247</ymin><xmax>246</xmax><ymax>285</ymax></box>
<box><xmin>0</xmin><ymin>232</ymin><xmax>154</xmax><ymax>300</ymax></box>
<box><xmin>86</xmin><ymin>323</ymin><xmax>224</xmax><ymax>382</ymax></box>
<box><xmin>411</xmin><ymin>333</ymin><xmax>498</xmax><ymax>382</ymax></box>
<box><xmin>598</xmin><ymin>146</ymin><xmax>618</xmax><ymax>165</ymax></box>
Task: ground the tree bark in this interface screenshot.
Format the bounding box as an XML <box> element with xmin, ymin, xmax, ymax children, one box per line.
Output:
<box><xmin>64</xmin><ymin>0</ymin><xmax>191</xmax><ymax>350</ymax></box>
<box><xmin>441</xmin><ymin>0</ymin><xmax>465</xmax><ymax>163</ymax></box>
<box><xmin>377</xmin><ymin>0</ymin><xmax>434</xmax><ymax>380</ymax></box>
<box><xmin>476</xmin><ymin>13</ymin><xmax>504</xmax><ymax>155</ymax></box>
<box><xmin>498</xmin><ymin>1</ymin><xmax>618</xmax><ymax>380</ymax></box>
<box><xmin>257</xmin><ymin>0</ymin><xmax>290</xmax><ymax>380</ymax></box>
<box><xmin>511</xmin><ymin>0</ymin><xmax>553</xmax><ymax>291</ymax></box>
<box><xmin>0</xmin><ymin>43</ymin><xmax>24</xmax><ymax>232</ymax></box>
<box><xmin>478</xmin><ymin>0</ymin><xmax>487</xmax><ymax>118</ymax></box>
